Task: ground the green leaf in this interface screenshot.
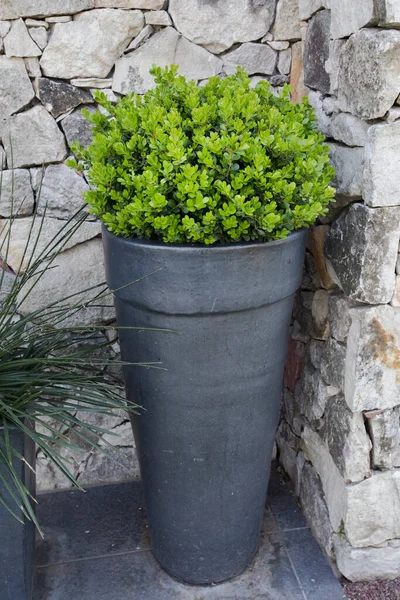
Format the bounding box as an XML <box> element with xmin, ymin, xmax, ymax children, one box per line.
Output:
<box><xmin>69</xmin><ymin>65</ymin><xmax>335</xmax><ymax>244</ymax></box>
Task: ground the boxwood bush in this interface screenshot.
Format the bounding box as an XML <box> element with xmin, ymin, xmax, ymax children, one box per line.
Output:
<box><xmin>69</xmin><ymin>66</ymin><xmax>335</xmax><ymax>245</ymax></box>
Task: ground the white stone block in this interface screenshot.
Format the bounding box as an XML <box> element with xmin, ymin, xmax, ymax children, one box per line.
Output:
<box><xmin>0</xmin><ymin>56</ymin><xmax>34</xmax><ymax>119</ymax></box>
<box><xmin>364</xmin><ymin>120</ymin><xmax>400</xmax><ymax>207</ymax></box>
<box><xmin>168</xmin><ymin>0</ymin><xmax>276</xmax><ymax>54</ymax></box>
<box><xmin>0</xmin><ymin>104</ymin><xmax>67</xmax><ymax>168</ymax></box>
<box><xmin>345</xmin><ymin>471</ymin><xmax>400</xmax><ymax>547</ymax></box>
<box><xmin>338</xmin><ymin>29</ymin><xmax>400</xmax><ymax>120</ymax></box>
<box><xmin>330</xmin><ymin>113</ymin><xmax>369</xmax><ymax>147</ymax></box>
<box><xmin>330</xmin><ymin>0</ymin><xmax>377</xmax><ymax>39</ymax></box>
<box><xmin>40</xmin><ymin>9</ymin><xmax>144</xmax><ymax>79</ymax></box>
<box><xmin>223</xmin><ymin>43</ymin><xmax>277</xmax><ymax>76</ymax></box>
<box><xmin>325</xmin><ymin>204</ymin><xmax>400</xmax><ymax>305</ymax></box>
<box><xmin>38</xmin><ymin>163</ymin><xmax>91</xmax><ymax>219</ymax></box>
<box><xmin>0</xmin><ymin>0</ymin><xmax>94</xmax><ymax>19</ymax></box>
<box><xmin>0</xmin><ymin>169</ymin><xmax>34</xmax><ymax>217</ymax></box>
<box><xmin>366</xmin><ymin>407</ymin><xmax>400</xmax><ymax>470</ymax></box>
<box><xmin>328</xmin><ymin>143</ymin><xmax>364</xmax><ymax>198</ymax></box>
<box><xmin>144</xmin><ymin>10</ymin><xmax>171</xmax><ymax>26</ymax></box>
<box><xmin>334</xmin><ymin>534</ymin><xmax>400</xmax><ymax>582</ymax></box>
<box><xmin>299</xmin><ymin>0</ymin><xmax>330</xmax><ymax>20</ymax></box>
<box><xmin>0</xmin><ymin>216</ymin><xmax>100</xmax><ymax>272</ymax></box>
<box><xmin>4</xmin><ymin>18</ymin><xmax>41</xmax><ymax>57</ymax></box>
<box><xmin>272</xmin><ymin>0</ymin><xmax>301</xmax><ymax>41</ymax></box>
<box><xmin>345</xmin><ymin>305</ymin><xmax>400</xmax><ymax>411</ymax></box>
<box><xmin>113</xmin><ymin>27</ymin><xmax>222</xmax><ymax>95</ymax></box>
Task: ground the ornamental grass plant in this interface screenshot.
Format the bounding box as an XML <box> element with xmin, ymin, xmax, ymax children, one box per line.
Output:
<box><xmin>0</xmin><ymin>171</ymin><xmax>159</xmax><ymax>530</ymax></box>
<box><xmin>69</xmin><ymin>65</ymin><xmax>335</xmax><ymax>245</ymax></box>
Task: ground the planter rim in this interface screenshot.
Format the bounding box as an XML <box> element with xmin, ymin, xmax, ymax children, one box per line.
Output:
<box><xmin>101</xmin><ymin>224</ymin><xmax>306</xmax><ymax>252</ymax></box>
<box><xmin>102</xmin><ymin>225</ymin><xmax>307</xmax><ymax>313</ymax></box>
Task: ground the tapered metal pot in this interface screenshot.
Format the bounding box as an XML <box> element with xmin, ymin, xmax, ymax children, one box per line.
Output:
<box><xmin>0</xmin><ymin>425</ymin><xmax>36</xmax><ymax>600</ymax></box>
<box><xmin>102</xmin><ymin>226</ymin><xmax>306</xmax><ymax>585</ymax></box>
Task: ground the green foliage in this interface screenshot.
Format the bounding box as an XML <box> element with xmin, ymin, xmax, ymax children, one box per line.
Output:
<box><xmin>0</xmin><ymin>177</ymin><xmax>162</xmax><ymax>529</ymax></box>
<box><xmin>69</xmin><ymin>65</ymin><xmax>335</xmax><ymax>245</ymax></box>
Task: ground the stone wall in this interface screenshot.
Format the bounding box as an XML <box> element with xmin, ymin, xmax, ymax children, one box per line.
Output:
<box><xmin>278</xmin><ymin>0</ymin><xmax>400</xmax><ymax>582</ymax></box>
<box><xmin>0</xmin><ymin>0</ymin><xmax>297</xmax><ymax>490</ymax></box>
<box><xmin>1</xmin><ymin>0</ymin><xmax>399</xmax><ymax>583</ymax></box>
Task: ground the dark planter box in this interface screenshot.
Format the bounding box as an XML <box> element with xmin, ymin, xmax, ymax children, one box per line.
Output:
<box><xmin>103</xmin><ymin>227</ymin><xmax>306</xmax><ymax>585</ymax></box>
<box><xmin>0</xmin><ymin>425</ymin><xmax>36</xmax><ymax>600</ymax></box>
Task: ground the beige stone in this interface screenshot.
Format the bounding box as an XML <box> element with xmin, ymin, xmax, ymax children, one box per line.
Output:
<box><xmin>223</xmin><ymin>43</ymin><xmax>277</xmax><ymax>76</ymax></box>
<box><xmin>0</xmin><ymin>0</ymin><xmax>94</xmax><ymax>19</ymax></box>
<box><xmin>290</xmin><ymin>41</ymin><xmax>308</xmax><ymax>103</ymax></box>
<box><xmin>28</xmin><ymin>26</ymin><xmax>48</xmax><ymax>51</ymax></box>
<box><xmin>378</xmin><ymin>0</ymin><xmax>400</xmax><ymax>26</ymax></box>
<box><xmin>364</xmin><ymin>120</ymin><xmax>400</xmax><ymax>207</ymax></box>
<box><xmin>4</xmin><ymin>18</ymin><xmax>41</xmax><ymax>57</ymax></box>
<box><xmin>0</xmin><ymin>105</ymin><xmax>67</xmax><ymax>168</ymax></box>
<box><xmin>299</xmin><ymin>0</ymin><xmax>330</xmax><ymax>20</ymax></box>
<box><xmin>40</xmin><ymin>9</ymin><xmax>144</xmax><ymax>79</ymax></box>
<box><xmin>45</xmin><ymin>16</ymin><xmax>72</xmax><ymax>23</ymax></box>
<box><xmin>125</xmin><ymin>24</ymin><xmax>153</xmax><ymax>52</ymax></box>
<box><xmin>307</xmin><ymin>226</ymin><xmax>335</xmax><ymax>290</ymax></box>
<box><xmin>325</xmin><ymin>204</ymin><xmax>400</xmax><ymax>305</ymax></box>
<box><xmin>78</xmin><ymin>445</ymin><xmax>139</xmax><ymax>485</ymax></box>
<box><xmin>70</xmin><ymin>78</ymin><xmax>112</xmax><ymax>88</ymax></box>
<box><xmin>16</xmin><ymin>238</ymin><xmax>114</xmax><ymax>326</ymax></box>
<box><xmin>272</xmin><ymin>0</ymin><xmax>301</xmax><ymax>41</ymax></box>
<box><xmin>392</xmin><ymin>276</ymin><xmax>400</xmax><ymax>307</ymax></box>
<box><xmin>338</xmin><ymin>29</ymin><xmax>400</xmax><ymax>120</ymax></box>
<box><xmin>320</xmin><ymin>395</ymin><xmax>372</xmax><ymax>483</ymax></box>
<box><xmin>267</xmin><ymin>41</ymin><xmax>289</xmax><ymax>50</ymax></box>
<box><xmin>0</xmin><ymin>169</ymin><xmax>34</xmax><ymax>218</ymax></box>
<box><xmin>24</xmin><ymin>56</ymin><xmax>41</xmax><ymax>78</ymax></box>
<box><xmin>298</xmin><ymin>460</ymin><xmax>333</xmax><ymax>557</ymax></box>
<box><xmin>144</xmin><ymin>10</ymin><xmax>171</xmax><ymax>26</ymax></box>
<box><xmin>38</xmin><ymin>163</ymin><xmax>91</xmax><ymax>219</ymax></box>
<box><xmin>345</xmin><ymin>306</ymin><xmax>400</xmax><ymax>411</ymax></box>
<box><xmin>328</xmin><ymin>143</ymin><xmax>364</xmax><ymax>199</ymax></box>
<box><xmin>330</xmin><ymin>0</ymin><xmax>377</xmax><ymax>39</ymax></box>
<box><xmin>25</xmin><ymin>19</ymin><xmax>48</xmax><ymax>28</ymax></box>
<box><xmin>0</xmin><ymin>56</ymin><xmax>35</xmax><ymax>119</ymax></box>
<box><xmin>334</xmin><ymin>535</ymin><xmax>400</xmax><ymax>582</ymax></box>
<box><xmin>345</xmin><ymin>471</ymin><xmax>400</xmax><ymax>547</ymax></box>
<box><xmin>330</xmin><ymin>113</ymin><xmax>370</xmax><ymax>147</ymax></box>
<box><xmin>278</xmin><ymin>48</ymin><xmax>292</xmax><ymax>75</ymax></box>
<box><xmin>95</xmin><ymin>0</ymin><xmax>163</xmax><ymax>6</ymax></box>
<box><xmin>366</xmin><ymin>407</ymin><xmax>400</xmax><ymax>470</ymax></box>
<box><xmin>328</xmin><ymin>293</ymin><xmax>355</xmax><ymax>343</ymax></box>
<box><xmin>169</xmin><ymin>0</ymin><xmax>276</xmax><ymax>54</ymax></box>
<box><xmin>326</xmin><ymin>39</ymin><xmax>345</xmax><ymax>95</ymax></box>
<box><xmin>301</xmin><ymin>425</ymin><xmax>347</xmax><ymax>531</ymax></box>
<box><xmin>113</xmin><ymin>27</ymin><xmax>222</xmax><ymax>95</ymax></box>
<box><xmin>0</xmin><ymin>216</ymin><xmax>100</xmax><ymax>272</ymax></box>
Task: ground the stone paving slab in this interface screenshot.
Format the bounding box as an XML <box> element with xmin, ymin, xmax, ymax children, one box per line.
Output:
<box><xmin>34</xmin><ymin>468</ymin><xmax>346</xmax><ymax>600</ymax></box>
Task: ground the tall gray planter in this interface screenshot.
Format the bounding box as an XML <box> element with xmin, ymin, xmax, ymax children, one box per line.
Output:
<box><xmin>103</xmin><ymin>227</ymin><xmax>306</xmax><ymax>585</ymax></box>
<box><xmin>0</xmin><ymin>425</ymin><xmax>36</xmax><ymax>600</ymax></box>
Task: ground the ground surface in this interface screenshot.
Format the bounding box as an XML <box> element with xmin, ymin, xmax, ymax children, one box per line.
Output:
<box><xmin>342</xmin><ymin>579</ymin><xmax>400</xmax><ymax>600</ymax></box>
<box><xmin>34</xmin><ymin>467</ymin><xmax>345</xmax><ymax>600</ymax></box>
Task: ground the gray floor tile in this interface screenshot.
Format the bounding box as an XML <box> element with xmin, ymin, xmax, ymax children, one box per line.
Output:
<box><xmin>267</xmin><ymin>467</ymin><xmax>308</xmax><ymax>531</ymax></box>
<box><xmin>34</xmin><ymin>532</ymin><xmax>304</xmax><ymax>600</ymax></box>
<box><xmin>36</xmin><ymin>481</ymin><xmax>148</xmax><ymax>566</ymax></box>
<box><xmin>283</xmin><ymin>528</ymin><xmax>346</xmax><ymax>600</ymax></box>
<box><xmin>261</xmin><ymin>506</ymin><xmax>281</xmax><ymax>535</ymax></box>
<box><xmin>34</xmin><ymin>470</ymin><xmax>345</xmax><ymax>600</ymax></box>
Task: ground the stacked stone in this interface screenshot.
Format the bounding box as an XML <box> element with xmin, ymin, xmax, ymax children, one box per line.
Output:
<box><xmin>0</xmin><ymin>0</ymin><xmax>304</xmax><ymax>490</ymax></box>
<box><xmin>278</xmin><ymin>0</ymin><xmax>400</xmax><ymax>582</ymax></box>
<box><xmin>2</xmin><ymin>1</ymin><xmax>399</xmax><ymax>581</ymax></box>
